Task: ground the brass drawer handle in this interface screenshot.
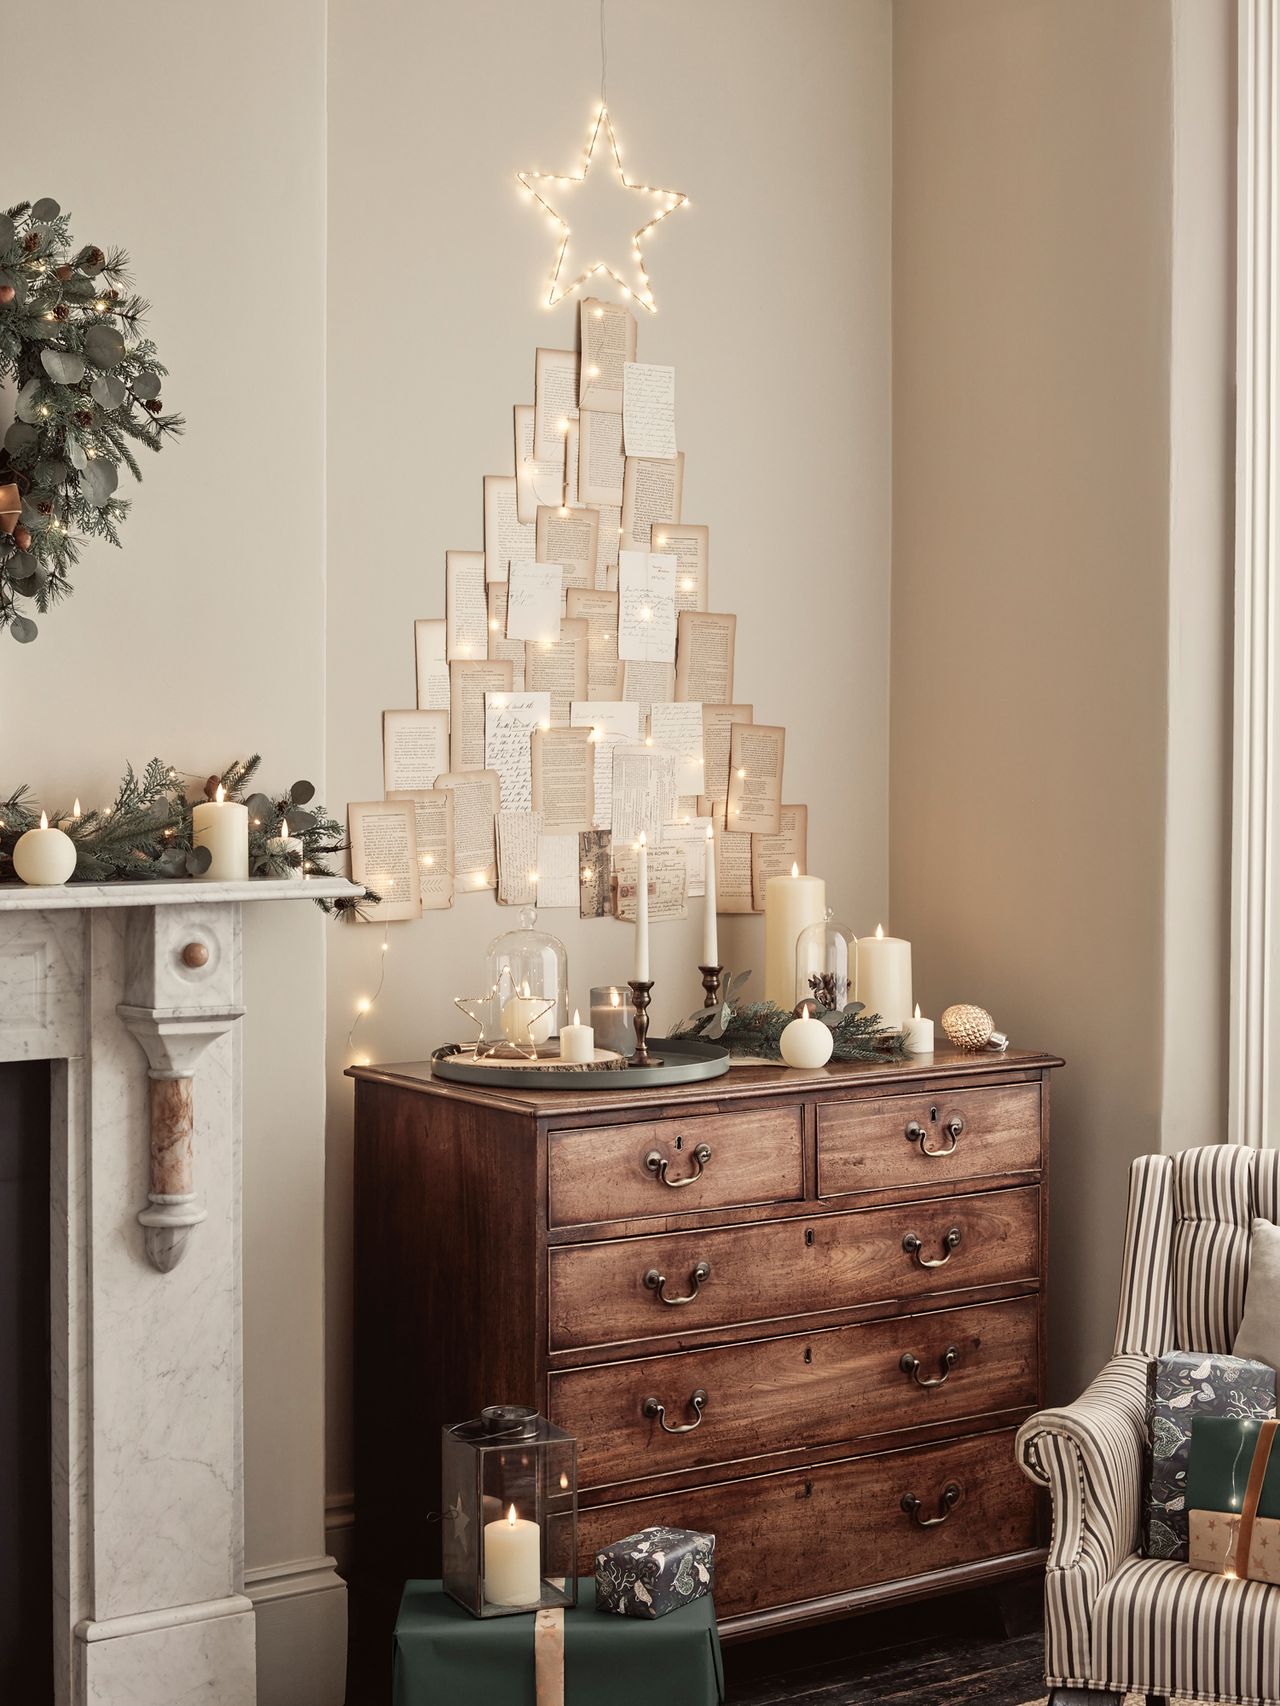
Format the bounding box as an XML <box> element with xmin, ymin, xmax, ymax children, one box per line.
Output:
<box><xmin>643</xmin><ymin>1260</ymin><xmax>711</xmax><ymax>1305</ymax></box>
<box><xmin>642</xmin><ymin>1388</ymin><xmax>708</xmax><ymax>1433</ymax></box>
<box><xmin>645</xmin><ymin>1143</ymin><xmax>712</xmax><ymax>1187</ymax></box>
<box><xmin>900</xmin><ymin>1344</ymin><xmax>960</xmax><ymax>1388</ymax></box>
<box><xmin>905</xmin><ymin>1115</ymin><xmax>963</xmax><ymax>1157</ymax></box>
<box><xmin>902</xmin><ymin>1226</ymin><xmax>962</xmax><ymax>1268</ymax></box>
<box><xmin>901</xmin><ymin>1481</ymin><xmax>963</xmax><ymax>1527</ymax></box>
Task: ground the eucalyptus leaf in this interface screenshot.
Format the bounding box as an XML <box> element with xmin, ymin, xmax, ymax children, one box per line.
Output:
<box><xmin>15</xmin><ymin>378</ymin><xmax>45</xmax><ymax>424</ymax></box>
<box><xmin>41</xmin><ymin>349</ymin><xmax>86</xmax><ymax>386</ymax></box>
<box><xmin>4</xmin><ymin>551</ymin><xmax>37</xmax><ymax>585</ymax></box>
<box><xmin>0</xmin><ymin>215</ymin><xmax>13</xmax><ymax>250</ymax></box>
<box><xmin>243</xmin><ymin>792</ymin><xmax>276</xmax><ymax>826</ymax></box>
<box><xmin>83</xmin><ymin>323</ymin><xmax>125</xmax><ymax>369</ymax></box>
<box><xmin>10</xmin><ymin>616</ymin><xmax>37</xmax><ymax>643</ymax></box>
<box><xmin>82</xmin><ymin>458</ymin><xmax>118</xmax><ymax>506</ymax></box>
<box><xmin>35</xmin><ymin>459</ymin><xmax>68</xmax><ymax>487</ymax></box>
<box><xmin>283</xmin><ymin>809</ymin><xmax>315</xmax><ymax>834</ymax></box>
<box><xmin>131</xmin><ymin>370</ymin><xmax>161</xmax><ymax>400</ymax></box>
<box><xmin>90</xmin><ymin>373</ymin><xmax>126</xmax><ymax>409</ymax></box>
<box><xmin>186</xmin><ymin>845</ymin><xmax>213</xmax><ymax>875</ymax></box>
<box><xmin>840</xmin><ymin>1001</ymin><xmax>866</xmax><ymax>1017</ymax></box>
<box><xmin>8</xmin><ymin>572</ymin><xmax>45</xmax><ymax>599</ymax></box>
<box><xmin>65</xmin><ymin>438</ymin><xmax>87</xmax><ymax>471</ymax></box>
<box><xmin>31</xmin><ymin>198</ymin><xmax>61</xmax><ymax>221</ymax></box>
<box><xmin>289</xmin><ymin>779</ymin><xmax>316</xmax><ymax>805</ymax></box>
<box><xmin>4</xmin><ymin>421</ymin><xmax>37</xmax><ymax>455</ymax></box>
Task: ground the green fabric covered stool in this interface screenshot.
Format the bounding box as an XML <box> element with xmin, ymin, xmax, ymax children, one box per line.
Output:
<box><xmin>392</xmin><ymin>1578</ymin><xmax>725</xmax><ymax>1706</ymax></box>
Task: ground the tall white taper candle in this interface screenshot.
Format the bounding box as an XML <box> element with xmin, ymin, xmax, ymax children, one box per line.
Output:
<box><xmin>634</xmin><ymin>832</ymin><xmax>650</xmax><ymax>981</ymax></box>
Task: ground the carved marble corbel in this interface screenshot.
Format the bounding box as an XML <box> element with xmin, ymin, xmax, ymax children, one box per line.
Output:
<box><xmin>116</xmin><ymin>1005</ymin><xmax>243</xmax><ymax>1271</ymax></box>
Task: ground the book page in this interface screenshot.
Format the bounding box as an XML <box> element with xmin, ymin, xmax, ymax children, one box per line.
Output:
<box><xmin>622</xmin><ymin>362</ymin><xmax>677</xmax><ymax>459</ymax></box>
<box><xmin>578</xmin><ymin>409</ymin><xmax>625</xmax><ymax>507</ymax></box>
<box><xmin>348</xmin><ymin>799</ymin><xmax>421</xmax><ymax>922</ymax></box>
<box><xmin>578</xmin><ymin>828</ymin><xmax>613</xmax><ymax>917</ymax></box>
<box><xmin>533</xmin><ymin>347</ymin><xmax>579</xmax><ymax>463</ymax></box>
<box><xmin>714</xmin><ymin>825</ymin><xmax>756</xmax><ymax>914</ymax></box>
<box><xmin>535</xmin><ymin>832</ymin><xmax>580</xmax><ymax>910</ymax></box>
<box><xmin>414</xmin><ymin>619</ymin><xmax>449</xmax><ymax>715</ymax></box>
<box><xmin>525</xmin><ymin>617</ymin><xmax>588</xmax><ymax>726</ymax></box>
<box><xmin>383</xmin><ymin>708</ymin><xmax>450</xmax><ymax>794</ymax></box>
<box><xmin>566</xmin><ymin>587</ymin><xmax>624</xmax><ymax>700</ymax></box>
<box><xmin>449</xmin><ymin>659</ymin><xmax>514</xmax><ymax>772</ymax></box>
<box><xmin>649</xmin><ymin>701</ymin><xmax>705</xmax><ymax>797</ymax></box>
<box><xmin>570</xmin><ymin>699</ymin><xmax>641</xmax><ymax>830</ymax></box>
<box><xmin>483</xmin><ymin>475</ymin><xmax>536</xmax><ymax>584</ymax></box>
<box><xmin>564</xmin><ymin>420</ymin><xmax>580</xmax><ymax>507</ymax></box>
<box><xmin>652</xmin><ymin>523</ymin><xmax>709</xmax><ymax>612</ymax></box>
<box><xmin>579</xmin><ymin>297</ymin><xmax>637</xmax><ymax>412</ymax></box>
<box><xmin>617</xmin><ymin>551</ymin><xmax>677</xmax><ymax>662</ymax></box>
<box><xmin>486</xmin><ymin>581</ymin><xmax>527</xmax><ymax>690</ymax></box>
<box><xmin>613</xmin><ymin>841</ymin><xmax>687</xmax><ymax>922</ymax></box>
<box><xmin>664</xmin><ymin>812</ymin><xmax>713</xmax><ymax>899</ymax></box>
<box><xmin>496</xmin><ymin>809</ymin><xmax>541</xmax><ymax>906</ymax></box>
<box><xmin>435</xmin><ymin>770</ymin><xmax>499</xmax><ymax>891</ymax></box>
<box><xmin>387</xmin><ymin>787</ymin><xmax>454</xmax><ymax>910</ymax></box>
<box><xmin>514</xmin><ymin>403</ymin><xmax>565</xmax><ymax>525</ymax></box>
<box><xmin>751</xmin><ymin>804</ymin><xmax>809</xmax><ymax>911</ymax></box>
<box><xmin>445</xmin><ymin>550</ymin><xmax>488</xmax><ymax>661</ymax></box>
<box><xmin>589</xmin><ymin>501</ymin><xmax>622</xmax><ymax>586</ymax></box>
<box><xmin>675</xmin><ymin>610</ymin><xmax>736</xmax><ymax>704</ymax></box>
<box><xmin>621</xmin><ymin>451</ymin><xmax>684</xmax><ymax>549</ymax></box>
<box><xmin>610</xmin><ymin>745</ymin><xmax>677</xmax><ymax>847</ymax></box>
<box><xmin>726</xmin><ymin>723</ymin><xmax>784</xmax><ymax>835</ymax></box>
<box><xmin>506</xmin><ymin>560</ymin><xmax>562</xmax><ymax>642</ymax></box>
<box><xmin>531</xmin><ymin>724</ymin><xmax>594</xmax><ymax>832</ymax></box>
<box><xmin>699</xmin><ymin>703</ymin><xmax>753</xmax><ymax>815</ymax></box>
<box><xmin>536</xmin><ymin>503</ymin><xmax>599</xmax><ymax>592</ymax></box>
<box><xmin>621</xmin><ymin>659</ymin><xmax>677</xmax><ymax>723</ymax></box>
<box><xmin>484</xmin><ymin>690</ymin><xmax>551</xmax><ymax>811</ymax></box>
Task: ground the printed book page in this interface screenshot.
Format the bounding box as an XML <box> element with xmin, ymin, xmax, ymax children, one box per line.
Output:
<box><xmin>714</xmin><ymin>825</ymin><xmax>755</xmax><ymax>914</ymax></box>
<box><xmin>621</xmin><ymin>451</ymin><xmax>684</xmax><ymax>550</ymax></box>
<box><xmin>536</xmin><ymin>503</ymin><xmax>599</xmax><ymax>593</ymax></box>
<box><xmin>652</xmin><ymin>522</ymin><xmax>709</xmax><ymax>613</ymax></box>
<box><xmin>674</xmin><ymin>611</ymin><xmax>735</xmax><ymax>704</ymax></box>
<box><xmin>414</xmin><ymin>619</ymin><xmax>449</xmax><ymax>715</ymax></box>
<box><xmin>621</xmin><ymin>658</ymin><xmax>677</xmax><ymax>724</ymax></box>
<box><xmin>565</xmin><ymin>586</ymin><xmax>624</xmax><ymax>700</ymax></box>
<box><xmin>382</xmin><ymin>708</ymin><xmax>450</xmax><ymax>794</ymax></box>
<box><xmin>486</xmin><ymin>581</ymin><xmax>527</xmax><ymax>690</ymax></box>
<box><xmin>699</xmin><ymin>703</ymin><xmax>753</xmax><ymax>816</ymax></box>
<box><xmin>347</xmin><ymin>799</ymin><xmax>421</xmax><ymax>922</ymax></box>
<box><xmin>579</xmin><ymin>297</ymin><xmax>637</xmax><ymax>412</ymax></box>
<box><xmin>445</xmin><ymin>550</ymin><xmax>489</xmax><ymax>661</ymax></box>
<box><xmin>449</xmin><ymin>658</ymin><xmax>514</xmax><ymax>772</ymax></box>
<box><xmin>726</xmin><ymin>723</ymin><xmax>785</xmax><ymax>835</ymax></box>
<box><xmin>751</xmin><ymin>804</ymin><xmax>809</xmax><ymax>911</ymax></box>
<box><xmin>533</xmin><ymin>347</ymin><xmax>579</xmax><ymax>463</ymax></box>
<box><xmin>386</xmin><ymin>787</ymin><xmax>454</xmax><ymax>910</ymax></box>
<box><xmin>514</xmin><ymin>403</ymin><xmax>565</xmax><ymax>524</ymax></box>
<box><xmin>483</xmin><ymin>474</ymin><xmax>536</xmax><ymax>584</ymax></box>
<box><xmin>577</xmin><ymin>408</ymin><xmax>625</xmax><ymax>506</ymax></box>
<box><xmin>525</xmin><ymin>617</ymin><xmax>588</xmax><ymax>726</ymax></box>
<box><xmin>531</xmin><ymin>724</ymin><xmax>595</xmax><ymax>833</ymax></box>
<box><xmin>434</xmin><ymin>770</ymin><xmax>500</xmax><ymax>891</ymax></box>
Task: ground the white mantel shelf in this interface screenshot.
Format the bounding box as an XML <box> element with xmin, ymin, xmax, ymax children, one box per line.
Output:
<box><xmin>0</xmin><ymin>875</ymin><xmax>362</xmax><ymax>911</ymax></box>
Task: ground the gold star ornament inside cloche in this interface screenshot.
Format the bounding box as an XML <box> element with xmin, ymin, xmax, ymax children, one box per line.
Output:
<box><xmin>517</xmin><ymin>104</ymin><xmax>689</xmax><ymax>314</ymax></box>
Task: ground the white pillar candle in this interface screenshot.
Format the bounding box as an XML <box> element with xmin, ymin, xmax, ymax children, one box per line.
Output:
<box><xmin>857</xmin><ymin>925</ymin><xmax>913</xmax><ymax>1026</ymax></box>
<box><xmin>763</xmin><ymin>865</ymin><xmax>826</xmax><ymax>1012</ymax></box>
<box><xmin>12</xmin><ymin>811</ymin><xmax>77</xmax><ymax>885</ymax></box>
<box><xmin>192</xmin><ymin>785</ymin><xmax>249</xmax><ymax>882</ymax></box>
<box><xmin>559</xmin><ymin>1009</ymin><xmax>594</xmax><ymax>1063</ymax></box>
<box><xmin>590</xmin><ymin>986</ymin><xmax>635</xmax><ymax>1057</ymax></box>
<box><xmin>902</xmin><ymin>1004</ymin><xmax>935</xmax><ymax>1054</ymax></box>
<box><xmin>779</xmin><ymin>1010</ymin><xmax>835</xmax><ymax>1069</ymax></box>
<box><xmin>267</xmin><ymin>818</ymin><xmax>304</xmax><ymax>878</ymax></box>
<box><xmin>483</xmin><ymin>1504</ymin><xmax>542</xmax><ymax>1608</ymax></box>
<box><xmin>501</xmin><ymin>983</ymin><xmax>555</xmax><ymax>1048</ymax></box>
<box><xmin>633</xmin><ymin>832</ymin><xmax>650</xmax><ymax>982</ymax></box>
<box><xmin>701</xmin><ymin>825</ymin><xmax>718</xmax><ymax>966</ymax></box>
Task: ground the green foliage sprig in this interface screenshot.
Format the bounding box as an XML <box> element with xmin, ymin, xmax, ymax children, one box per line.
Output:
<box><xmin>675</xmin><ymin>970</ymin><xmax>909</xmax><ymax>1062</ymax></box>
<box><xmin>0</xmin><ymin>198</ymin><xmax>184</xmax><ymax>642</ymax></box>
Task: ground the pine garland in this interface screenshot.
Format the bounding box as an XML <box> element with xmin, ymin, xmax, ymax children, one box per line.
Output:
<box><xmin>675</xmin><ymin>970</ymin><xmax>908</xmax><ymax>1061</ymax></box>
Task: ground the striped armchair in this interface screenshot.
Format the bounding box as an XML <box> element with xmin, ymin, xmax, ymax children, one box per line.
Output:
<box><xmin>1016</xmin><ymin>1146</ymin><xmax>1280</xmax><ymax>1706</ymax></box>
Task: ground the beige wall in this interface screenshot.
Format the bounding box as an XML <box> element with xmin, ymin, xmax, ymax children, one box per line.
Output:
<box><xmin>891</xmin><ymin>0</ymin><xmax>1234</xmax><ymax>1400</ymax></box>
<box><xmin>324</xmin><ymin>0</ymin><xmax>894</xmax><ymax>1541</ymax></box>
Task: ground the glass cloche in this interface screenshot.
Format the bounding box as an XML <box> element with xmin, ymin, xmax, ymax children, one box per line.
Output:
<box><xmin>486</xmin><ymin>908</ymin><xmax>568</xmax><ymax>1046</ymax></box>
<box><xmin>795</xmin><ymin>911</ymin><xmax>857</xmax><ymax>1015</ymax></box>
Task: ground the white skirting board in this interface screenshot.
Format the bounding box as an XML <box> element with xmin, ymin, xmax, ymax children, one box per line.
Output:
<box><xmin>244</xmin><ymin>1557</ymin><xmax>347</xmax><ymax>1706</ymax></box>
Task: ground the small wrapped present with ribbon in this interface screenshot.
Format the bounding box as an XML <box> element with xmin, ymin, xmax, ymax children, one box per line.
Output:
<box><xmin>1188</xmin><ymin>1417</ymin><xmax>1280</xmax><ymax>1585</ymax></box>
<box><xmin>595</xmin><ymin>1525</ymin><xmax>715</xmax><ymax>1619</ymax></box>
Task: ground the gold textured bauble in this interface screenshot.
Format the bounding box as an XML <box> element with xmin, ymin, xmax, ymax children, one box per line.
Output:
<box><xmin>941</xmin><ymin>1003</ymin><xmax>995</xmax><ymax>1050</ymax></box>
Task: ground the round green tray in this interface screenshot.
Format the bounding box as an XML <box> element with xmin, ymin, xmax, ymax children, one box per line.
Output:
<box><xmin>430</xmin><ymin>1035</ymin><xmax>730</xmax><ymax>1090</ymax></box>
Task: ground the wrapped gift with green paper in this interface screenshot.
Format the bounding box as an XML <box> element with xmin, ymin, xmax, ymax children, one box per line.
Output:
<box><xmin>392</xmin><ymin>1577</ymin><xmax>725</xmax><ymax>1706</ymax></box>
<box><xmin>1187</xmin><ymin>1417</ymin><xmax>1280</xmax><ymax>1585</ymax></box>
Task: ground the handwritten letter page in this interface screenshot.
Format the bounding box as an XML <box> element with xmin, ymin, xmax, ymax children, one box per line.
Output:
<box><xmin>484</xmin><ymin>690</ymin><xmax>550</xmax><ymax>811</ymax></box>
<box><xmin>496</xmin><ymin>809</ymin><xmax>542</xmax><ymax>907</ymax></box>
<box><xmin>506</xmin><ymin>560</ymin><xmax>563</xmax><ymax>643</ymax></box>
<box><xmin>617</xmin><ymin>551</ymin><xmax>677</xmax><ymax>662</ymax></box>
<box><xmin>570</xmin><ymin>699</ymin><xmax>640</xmax><ymax>830</ymax></box>
<box><xmin>622</xmin><ymin>362</ymin><xmax>677</xmax><ymax>459</ymax></box>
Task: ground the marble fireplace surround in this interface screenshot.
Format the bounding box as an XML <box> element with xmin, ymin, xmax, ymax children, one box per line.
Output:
<box><xmin>0</xmin><ymin>876</ymin><xmax>359</xmax><ymax>1706</ymax></box>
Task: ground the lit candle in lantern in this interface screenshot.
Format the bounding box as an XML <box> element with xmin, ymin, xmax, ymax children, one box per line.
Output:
<box><xmin>763</xmin><ymin>863</ymin><xmax>826</xmax><ymax>1011</ymax></box>
<box><xmin>12</xmin><ymin>811</ymin><xmax>77</xmax><ymax>886</ymax></box>
<box><xmin>590</xmin><ymin>986</ymin><xmax>635</xmax><ymax>1056</ymax></box>
<box><xmin>483</xmin><ymin>1503</ymin><xmax>542</xmax><ymax>1608</ymax></box>
<box><xmin>501</xmin><ymin>980</ymin><xmax>555</xmax><ymax>1049</ymax></box>
<box><xmin>634</xmin><ymin>832</ymin><xmax>650</xmax><ymax>981</ymax></box>
<box><xmin>856</xmin><ymin>925</ymin><xmax>913</xmax><ymax>1026</ymax></box>
<box><xmin>559</xmin><ymin>1008</ymin><xmax>595</xmax><ymax>1063</ymax></box>
<box><xmin>702</xmin><ymin>824</ymin><xmax>718</xmax><ymax>965</ymax></box>
<box><xmin>192</xmin><ymin>784</ymin><xmax>249</xmax><ymax>882</ymax></box>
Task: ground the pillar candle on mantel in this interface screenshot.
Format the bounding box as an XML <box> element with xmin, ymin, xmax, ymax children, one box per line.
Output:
<box><xmin>192</xmin><ymin>784</ymin><xmax>249</xmax><ymax>881</ymax></box>
<box><xmin>857</xmin><ymin>925</ymin><xmax>913</xmax><ymax>1027</ymax></box>
<box><xmin>763</xmin><ymin>864</ymin><xmax>826</xmax><ymax>1012</ymax></box>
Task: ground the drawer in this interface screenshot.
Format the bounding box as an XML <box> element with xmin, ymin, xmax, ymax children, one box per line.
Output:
<box><xmin>548</xmin><ymin>1185</ymin><xmax>1040</xmax><ymax>1352</ymax></box>
<box><xmin>818</xmin><ymin>1083</ymin><xmax>1041</xmax><ymax>1199</ymax></box>
<box><xmin>548</xmin><ymin>1105</ymin><xmax>804</xmax><ymax>1229</ymax></box>
<box><xmin>576</xmin><ymin>1427</ymin><xmax>1038</xmax><ymax>1620</ymax></box>
<box><xmin>549</xmin><ymin>1296</ymin><xmax>1039</xmax><ymax>1488</ymax></box>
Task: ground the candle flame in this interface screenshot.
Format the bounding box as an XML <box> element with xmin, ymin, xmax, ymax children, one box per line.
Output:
<box><xmin>279</xmin><ymin>819</ymin><xmax>288</xmax><ymax>839</ymax></box>
<box><xmin>639</xmin><ymin>830</ymin><xmax>647</xmax><ymax>846</ymax></box>
<box><xmin>39</xmin><ymin>811</ymin><xmax>49</xmax><ymax>830</ymax></box>
<box><xmin>507</xmin><ymin>1505</ymin><xmax>517</xmax><ymax>1527</ymax></box>
<box><xmin>573</xmin><ymin>1009</ymin><xmax>581</xmax><ymax>1025</ymax></box>
<box><xmin>521</xmin><ymin>980</ymin><xmax>530</xmax><ymax>996</ymax></box>
<box><xmin>215</xmin><ymin>783</ymin><xmax>226</xmax><ymax>804</ymax></box>
<box><xmin>875</xmin><ymin>923</ymin><xmax>884</xmax><ymax>939</ymax></box>
<box><xmin>914</xmin><ymin>1003</ymin><xmax>922</xmax><ymax>1019</ymax></box>
<box><xmin>706</xmin><ymin>824</ymin><xmax>714</xmax><ymax>840</ymax></box>
<box><xmin>72</xmin><ymin>798</ymin><xmax>81</xmax><ymax>818</ymax></box>
<box><xmin>610</xmin><ymin>989</ymin><xmax>620</xmax><ymax>1008</ymax></box>
<box><xmin>791</xmin><ymin>862</ymin><xmax>799</xmax><ymax>878</ymax></box>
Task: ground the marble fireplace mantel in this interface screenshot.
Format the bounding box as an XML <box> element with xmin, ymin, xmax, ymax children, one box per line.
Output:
<box><xmin>0</xmin><ymin>875</ymin><xmax>360</xmax><ymax>1706</ymax></box>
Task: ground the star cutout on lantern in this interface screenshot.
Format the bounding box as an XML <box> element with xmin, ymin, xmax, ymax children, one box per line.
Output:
<box><xmin>517</xmin><ymin>105</ymin><xmax>689</xmax><ymax>314</ymax></box>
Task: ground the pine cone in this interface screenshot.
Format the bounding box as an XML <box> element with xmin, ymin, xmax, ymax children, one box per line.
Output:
<box><xmin>54</xmin><ymin>264</ymin><xmax>73</xmax><ymax>282</ymax></box>
<box><xmin>74</xmin><ymin>410</ymin><xmax>92</xmax><ymax>427</ymax></box>
<box><xmin>144</xmin><ymin>398</ymin><xmax>162</xmax><ymax>414</ymax></box>
<box><xmin>22</xmin><ymin>231</ymin><xmax>40</xmax><ymax>253</ymax></box>
<box><xmin>52</xmin><ymin>303</ymin><xmax>69</xmax><ymax>322</ymax></box>
<box><xmin>79</xmin><ymin>245</ymin><xmax>105</xmax><ymax>271</ymax></box>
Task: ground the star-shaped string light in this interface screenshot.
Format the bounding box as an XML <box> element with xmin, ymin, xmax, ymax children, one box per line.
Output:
<box><xmin>517</xmin><ymin>105</ymin><xmax>689</xmax><ymax>314</ymax></box>
<box><xmin>455</xmin><ymin>969</ymin><xmax>556</xmax><ymax>1060</ymax></box>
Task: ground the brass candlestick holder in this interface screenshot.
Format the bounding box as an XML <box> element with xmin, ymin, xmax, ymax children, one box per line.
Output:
<box><xmin>699</xmin><ymin>965</ymin><xmax>724</xmax><ymax>1008</ymax></box>
<box><xmin>627</xmin><ymin>980</ymin><xmax>663</xmax><ymax>1068</ymax></box>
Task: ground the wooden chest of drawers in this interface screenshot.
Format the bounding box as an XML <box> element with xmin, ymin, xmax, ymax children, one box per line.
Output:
<box><xmin>349</xmin><ymin>1045</ymin><xmax>1060</xmax><ymax>1636</ymax></box>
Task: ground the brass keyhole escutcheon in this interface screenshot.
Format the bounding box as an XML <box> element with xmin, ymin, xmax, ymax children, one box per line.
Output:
<box><xmin>805</xmin><ymin>1227</ymin><xmax>815</xmax><ymax>1247</ymax></box>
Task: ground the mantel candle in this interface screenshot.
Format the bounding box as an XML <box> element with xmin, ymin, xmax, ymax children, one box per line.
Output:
<box><xmin>701</xmin><ymin>824</ymin><xmax>718</xmax><ymax>966</ymax></box>
<box><xmin>763</xmin><ymin>864</ymin><xmax>826</xmax><ymax>1012</ymax></box>
<box><xmin>483</xmin><ymin>1503</ymin><xmax>542</xmax><ymax>1608</ymax></box>
<box><xmin>268</xmin><ymin>817</ymin><xmax>304</xmax><ymax>879</ymax></box>
<box><xmin>857</xmin><ymin>925</ymin><xmax>912</xmax><ymax>1027</ymax></box>
<box><xmin>12</xmin><ymin>811</ymin><xmax>77</xmax><ymax>886</ymax></box>
<box><xmin>192</xmin><ymin>785</ymin><xmax>249</xmax><ymax>882</ymax></box>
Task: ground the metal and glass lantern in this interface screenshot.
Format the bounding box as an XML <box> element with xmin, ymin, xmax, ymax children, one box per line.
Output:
<box><xmin>795</xmin><ymin>911</ymin><xmax>857</xmax><ymax>1014</ymax></box>
<box><xmin>485</xmin><ymin>908</ymin><xmax>569</xmax><ymax>1044</ymax></box>
<box><xmin>441</xmin><ymin>1405</ymin><xmax>578</xmax><ymax>1618</ymax></box>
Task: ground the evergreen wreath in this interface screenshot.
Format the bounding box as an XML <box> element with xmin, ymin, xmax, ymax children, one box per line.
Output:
<box><xmin>0</xmin><ymin>198</ymin><xmax>183</xmax><ymax>643</ymax></box>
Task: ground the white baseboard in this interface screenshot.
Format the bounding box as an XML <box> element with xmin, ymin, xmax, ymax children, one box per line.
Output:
<box><xmin>245</xmin><ymin>1555</ymin><xmax>347</xmax><ymax>1706</ymax></box>
<box><xmin>325</xmin><ymin>1491</ymin><xmax>356</xmax><ymax>1582</ymax></box>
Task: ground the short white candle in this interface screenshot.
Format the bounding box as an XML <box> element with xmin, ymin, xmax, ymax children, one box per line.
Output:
<box><xmin>483</xmin><ymin>1504</ymin><xmax>542</xmax><ymax>1608</ymax></box>
<box><xmin>192</xmin><ymin>785</ymin><xmax>250</xmax><ymax>882</ymax></box>
<box><xmin>902</xmin><ymin>1004</ymin><xmax>935</xmax><ymax>1054</ymax></box>
<box><xmin>701</xmin><ymin>824</ymin><xmax>718</xmax><ymax>966</ymax></box>
<box><xmin>764</xmin><ymin>865</ymin><xmax>826</xmax><ymax>1012</ymax></box>
<box><xmin>501</xmin><ymin>982</ymin><xmax>555</xmax><ymax>1049</ymax></box>
<box><xmin>268</xmin><ymin>818</ymin><xmax>304</xmax><ymax>878</ymax></box>
<box><xmin>634</xmin><ymin>832</ymin><xmax>650</xmax><ymax>982</ymax></box>
<box><xmin>590</xmin><ymin>986</ymin><xmax>634</xmax><ymax>1056</ymax></box>
<box><xmin>780</xmin><ymin>1010</ymin><xmax>835</xmax><ymax>1069</ymax></box>
<box><xmin>559</xmin><ymin>1009</ymin><xmax>594</xmax><ymax>1063</ymax></box>
<box><xmin>12</xmin><ymin>811</ymin><xmax>77</xmax><ymax>886</ymax></box>
<box><xmin>856</xmin><ymin>925</ymin><xmax>913</xmax><ymax>1027</ymax></box>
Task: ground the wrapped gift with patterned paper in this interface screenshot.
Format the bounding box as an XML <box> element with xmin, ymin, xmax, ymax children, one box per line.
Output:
<box><xmin>594</xmin><ymin>1526</ymin><xmax>715</xmax><ymax>1619</ymax></box>
<box><xmin>1143</xmin><ymin>1352</ymin><xmax>1276</xmax><ymax>1561</ymax></box>
<box><xmin>1187</xmin><ymin>1417</ymin><xmax>1280</xmax><ymax>1584</ymax></box>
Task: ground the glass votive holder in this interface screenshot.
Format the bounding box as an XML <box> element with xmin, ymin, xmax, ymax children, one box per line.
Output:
<box><xmin>590</xmin><ymin>985</ymin><xmax>636</xmax><ymax>1057</ymax></box>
